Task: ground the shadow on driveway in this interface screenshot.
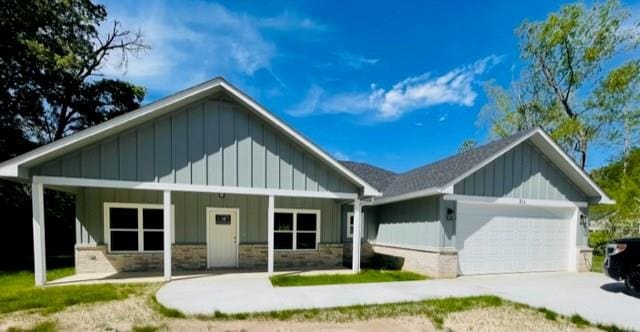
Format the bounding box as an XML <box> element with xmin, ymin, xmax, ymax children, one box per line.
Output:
<box><xmin>600</xmin><ymin>282</ymin><xmax>637</xmax><ymax>298</ymax></box>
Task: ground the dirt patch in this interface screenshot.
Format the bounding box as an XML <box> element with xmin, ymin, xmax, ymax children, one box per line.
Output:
<box><xmin>445</xmin><ymin>306</ymin><xmax>602</xmax><ymax>332</ymax></box>
<box><xmin>0</xmin><ymin>287</ymin><xmax>604</xmax><ymax>332</ymax></box>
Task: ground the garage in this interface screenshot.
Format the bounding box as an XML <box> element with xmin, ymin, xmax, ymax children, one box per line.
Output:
<box><xmin>456</xmin><ymin>202</ymin><xmax>576</xmax><ymax>275</ymax></box>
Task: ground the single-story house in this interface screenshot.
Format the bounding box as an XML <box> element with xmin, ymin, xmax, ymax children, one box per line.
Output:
<box><xmin>0</xmin><ymin>77</ymin><xmax>612</xmax><ymax>286</ymax></box>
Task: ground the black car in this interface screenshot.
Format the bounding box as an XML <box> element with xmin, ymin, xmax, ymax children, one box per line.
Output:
<box><xmin>603</xmin><ymin>238</ymin><xmax>640</xmax><ymax>296</ymax></box>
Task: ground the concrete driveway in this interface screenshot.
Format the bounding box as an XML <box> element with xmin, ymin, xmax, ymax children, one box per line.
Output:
<box><xmin>156</xmin><ymin>272</ymin><xmax>640</xmax><ymax>330</ymax></box>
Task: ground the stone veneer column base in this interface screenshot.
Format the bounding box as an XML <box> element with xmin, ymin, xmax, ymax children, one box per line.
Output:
<box><xmin>576</xmin><ymin>246</ymin><xmax>593</xmax><ymax>272</ymax></box>
<box><xmin>238</xmin><ymin>243</ymin><xmax>344</xmax><ymax>269</ymax></box>
<box><xmin>369</xmin><ymin>243</ymin><xmax>458</xmax><ymax>278</ymax></box>
<box><xmin>75</xmin><ymin>244</ymin><xmax>207</xmax><ymax>273</ymax></box>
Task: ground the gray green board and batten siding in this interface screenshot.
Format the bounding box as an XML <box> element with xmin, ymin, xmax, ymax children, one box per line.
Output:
<box><xmin>76</xmin><ymin>188</ymin><xmax>342</xmax><ymax>246</ymax></box>
<box><xmin>345</xmin><ymin>140</ymin><xmax>590</xmax><ymax>250</ymax></box>
<box><xmin>31</xmin><ymin>97</ymin><xmax>359</xmax><ymax>194</ymax></box>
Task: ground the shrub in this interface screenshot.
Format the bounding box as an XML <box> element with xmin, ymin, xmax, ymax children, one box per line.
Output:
<box><xmin>589</xmin><ymin>230</ymin><xmax>613</xmax><ymax>255</ymax></box>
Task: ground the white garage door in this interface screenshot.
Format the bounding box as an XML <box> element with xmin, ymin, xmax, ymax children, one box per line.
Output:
<box><xmin>456</xmin><ymin>202</ymin><xmax>575</xmax><ymax>275</ymax></box>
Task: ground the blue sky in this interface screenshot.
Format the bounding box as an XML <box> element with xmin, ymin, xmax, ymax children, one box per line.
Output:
<box><xmin>100</xmin><ymin>0</ymin><xmax>639</xmax><ymax>173</ymax></box>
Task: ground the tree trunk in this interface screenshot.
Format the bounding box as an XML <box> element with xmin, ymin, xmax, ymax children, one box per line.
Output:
<box><xmin>623</xmin><ymin>107</ymin><xmax>630</xmax><ymax>176</ymax></box>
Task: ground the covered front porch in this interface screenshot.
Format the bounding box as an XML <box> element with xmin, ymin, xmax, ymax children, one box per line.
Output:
<box><xmin>31</xmin><ymin>176</ymin><xmax>365</xmax><ymax>286</ymax></box>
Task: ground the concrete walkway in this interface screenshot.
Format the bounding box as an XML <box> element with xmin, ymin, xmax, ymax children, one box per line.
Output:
<box><xmin>156</xmin><ymin>272</ymin><xmax>640</xmax><ymax>330</ymax></box>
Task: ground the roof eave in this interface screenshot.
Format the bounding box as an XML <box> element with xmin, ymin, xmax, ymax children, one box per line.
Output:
<box><xmin>0</xmin><ymin>77</ymin><xmax>381</xmax><ymax>196</ymax></box>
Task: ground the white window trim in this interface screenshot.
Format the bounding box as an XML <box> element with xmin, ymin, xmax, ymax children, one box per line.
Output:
<box><xmin>346</xmin><ymin>212</ymin><xmax>365</xmax><ymax>238</ymax></box>
<box><xmin>104</xmin><ymin>202</ymin><xmax>175</xmax><ymax>254</ymax></box>
<box><xmin>273</xmin><ymin>208</ymin><xmax>321</xmax><ymax>251</ymax></box>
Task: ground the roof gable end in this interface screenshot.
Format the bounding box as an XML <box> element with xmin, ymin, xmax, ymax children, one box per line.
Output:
<box><xmin>0</xmin><ymin>78</ymin><xmax>380</xmax><ymax>196</ymax></box>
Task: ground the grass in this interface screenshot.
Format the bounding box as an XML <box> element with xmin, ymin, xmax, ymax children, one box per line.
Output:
<box><xmin>132</xmin><ymin>324</ymin><xmax>166</xmax><ymax>332</ymax></box>
<box><xmin>592</xmin><ymin>254</ymin><xmax>605</xmax><ymax>273</ymax></box>
<box><xmin>0</xmin><ymin>268</ymin><xmax>145</xmax><ymax>314</ymax></box>
<box><xmin>150</xmin><ymin>295</ymin><xmax>185</xmax><ymax>318</ymax></box>
<box><xmin>269</xmin><ymin>269</ymin><xmax>428</xmax><ymax>287</ymax></box>
<box><xmin>537</xmin><ymin>307</ymin><xmax>558</xmax><ymax>321</ymax></box>
<box><xmin>175</xmin><ymin>296</ymin><xmax>504</xmax><ymax>328</ymax></box>
<box><xmin>6</xmin><ymin>321</ymin><xmax>57</xmax><ymax>332</ymax></box>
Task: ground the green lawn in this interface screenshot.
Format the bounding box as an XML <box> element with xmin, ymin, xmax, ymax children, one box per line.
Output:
<box><xmin>592</xmin><ymin>254</ymin><xmax>604</xmax><ymax>273</ymax></box>
<box><xmin>269</xmin><ymin>269</ymin><xmax>428</xmax><ymax>287</ymax></box>
<box><xmin>0</xmin><ymin>268</ymin><xmax>145</xmax><ymax>314</ymax></box>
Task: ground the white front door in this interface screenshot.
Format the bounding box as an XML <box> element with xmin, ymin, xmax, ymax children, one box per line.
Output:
<box><xmin>456</xmin><ymin>202</ymin><xmax>574</xmax><ymax>275</ymax></box>
<box><xmin>207</xmin><ymin>208</ymin><xmax>238</xmax><ymax>268</ymax></box>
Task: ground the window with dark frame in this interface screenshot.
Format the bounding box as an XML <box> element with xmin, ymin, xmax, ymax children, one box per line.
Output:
<box><xmin>273</xmin><ymin>211</ymin><xmax>318</xmax><ymax>250</ymax></box>
<box><xmin>108</xmin><ymin>206</ymin><xmax>166</xmax><ymax>252</ymax></box>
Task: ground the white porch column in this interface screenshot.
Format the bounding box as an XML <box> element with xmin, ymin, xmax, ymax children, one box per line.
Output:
<box><xmin>352</xmin><ymin>197</ymin><xmax>361</xmax><ymax>273</ymax></box>
<box><xmin>32</xmin><ymin>182</ymin><xmax>46</xmax><ymax>286</ymax></box>
<box><xmin>163</xmin><ymin>190</ymin><xmax>172</xmax><ymax>281</ymax></box>
<box><xmin>267</xmin><ymin>195</ymin><xmax>275</xmax><ymax>274</ymax></box>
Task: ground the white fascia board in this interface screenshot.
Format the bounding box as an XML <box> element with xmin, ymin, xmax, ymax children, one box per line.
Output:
<box><xmin>0</xmin><ymin>77</ymin><xmax>381</xmax><ymax>197</ymax></box>
<box><xmin>444</xmin><ymin>194</ymin><xmax>588</xmax><ymax>208</ymax></box>
<box><xmin>33</xmin><ymin>176</ymin><xmax>358</xmax><ymax>200</ymax></box>
<box><xmin>368</xmin><ymin>188</ymin><xmax>442</xmax><ymax>206</ymax></box>
<box><xmin>441</xmin><ymin>127</ymin><xmax>613</xmax><ymax>205</ymax></box>
<box><xmin>218</xmin><ymin>80</ymin><xmax>381</xmax><ymax>198</ymax></box>
<box><xmin>534</xmin><ymin>129</ymin><xmax>614</xmax><ymax>204</ymax></box>
<box><xmin>0</xmin><ymin>78</ymin><xmax>226</xmax><ymax>178</ymax></box>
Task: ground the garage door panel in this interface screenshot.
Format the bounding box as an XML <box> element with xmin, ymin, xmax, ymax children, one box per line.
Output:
<box><xmin>457</xmin><ymin>202</ymin><xmax>573</xmax><ymax>275</ymax></box>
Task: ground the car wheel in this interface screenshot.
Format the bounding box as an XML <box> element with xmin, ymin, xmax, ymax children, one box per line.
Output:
<box><xmin>625</xmin><ymin>270</ymin><xmax>640</xmax><ymax>297</ymax></box>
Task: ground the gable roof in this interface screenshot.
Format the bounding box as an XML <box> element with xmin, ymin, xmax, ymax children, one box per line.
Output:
<box><xmin>340</xmin><ymin>161</ymin><xmax>398</xmax><ymax>192</ymax></box>
<box><xmin>342</xmin><ymin>127</ymin><xmax>612</xmax><ymax>205</ymax></box>
<box><xmin>0</xmin><ymin>77</ymin><xmax>381</xmax><ymax>197</ymax></box>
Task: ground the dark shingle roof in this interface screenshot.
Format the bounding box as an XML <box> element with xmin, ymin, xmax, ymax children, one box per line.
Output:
<box><xmin>340</xmin><ymin>161</ymin><xmax>398</xmax><ymax>191</ymax></box>
<box><xmin>342</xmin><ymin>128</ymin><xmax>535</xmax><ymax>198</ymax></box>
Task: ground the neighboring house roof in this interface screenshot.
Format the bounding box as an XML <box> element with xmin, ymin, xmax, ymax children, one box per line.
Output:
<box><xmin>0</xmin><ymin>77</ymin><xmax>381</xmax><ymax>197</ymax></box>
<box><xmin>342</xmin><ymin>127</ymin><xmax>613</xmax><ymax>205</ymax></box>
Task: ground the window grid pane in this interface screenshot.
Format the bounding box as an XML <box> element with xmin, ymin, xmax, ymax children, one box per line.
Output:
<box><xmin>143</xmin><ymin>231</ymin><xmax>164</xmax><ymax>251</ymax></box>
<box><xmin>143</xmin><ymin>209</ymin><xmax>163</xmax><ymax>229</ymax></box>
<box><xmin>111</xmin><ymin>231</ymin><xmax>138</xmax><ymax>251</ymax></box>
<box><xmin>110</xmin><ymin>208</ymin><xmax>138</xmax><ymax>229</ymax></box>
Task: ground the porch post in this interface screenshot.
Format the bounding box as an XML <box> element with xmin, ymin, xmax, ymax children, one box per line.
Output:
<box><xmin>32</xmin><ymin>182</ymin><xmax>46</xmax><ymax>286</ymax></box>
<box><xmin>267</xmin><ymin>195</ymin><xmax>275</xmax><ymax>274</ymax></box>
<box><xmin>352</xmin><ymin>197</ymin><xmax>361</xmax><ymax>273</ymax></box>
<box><xmin>163</xmin><ymin>190</ymin><xmax>172</xmax><ymax>281</ymax></box>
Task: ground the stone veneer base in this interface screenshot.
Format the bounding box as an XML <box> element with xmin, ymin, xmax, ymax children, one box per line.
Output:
<box><xmin>238</xmin><ymin>243</ymin><xmax>344</xmax><ymax>269</ymax></box>
<box><xmin>75</xmin><ymin>244</ymin><xmax>206</xmax><ymax>273</ymax></box>
<box><xmin>369</xmin><ymin>244</ymin><xmax>458</xmax><ymax>278</ymax></box>
<box><xmin>76</xmin><ymin>243</ymin><xmax>345</xmax><ymax>273</ymax></box>
<box><xmin>576</xmin><ymin>246</ymin><xmax>593</xmax><ymax>272</ymax></box>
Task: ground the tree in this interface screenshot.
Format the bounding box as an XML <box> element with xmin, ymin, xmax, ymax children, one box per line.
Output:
<box><xmin>0</xmin><ymin>0</ymin><xmax>148</xmax><ymax>269</ymax></box>
<box><xmin>458</xmin><ymin>139</ymin><xmax>478</xmax><ymax>153</ymax></box>
<box><xmin>480</xmin><ymin>0</ymin><xmax>638</xmax><ymax>169</ymax></box>
<box><xmin>591</xmin><ymin>148</ymin><xmax>640</xmax><ymax>238</ymax></box>
<box><xmin>0</xmin><ymin>0</ymin><xmax>148</xmax><ymax>151</ymax></box>
<box><xmin>589</xmin><ymin>60</ymin><xmax>640</xmax><ymax>175</ymax></box>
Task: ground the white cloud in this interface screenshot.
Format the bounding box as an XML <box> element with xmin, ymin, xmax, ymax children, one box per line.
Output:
<box><xmin>335</xmin><ymin>51</ymin><xmax>380</xmax><ymax>69</ymax></box>
<box><xmin>289</xmin><ymin>55</ymin><xmax>502</xmax><ymax>120</ymax></box>
<box><xmin>98</xmin><ymin>1</ymin><xmax>320</xmax><ymax>94</ymax></box>
<box><xmin>256</xmin><ymin>10</ymin><xmax>327</xmax><ymax>31</ymax></box>
<box><xmin>333</xmin><ymin>151</ymin><xmax>350</xmax><ymax>161</ymax></box>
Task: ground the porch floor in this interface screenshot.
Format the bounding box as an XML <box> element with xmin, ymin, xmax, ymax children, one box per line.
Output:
<box><xmin>47</xmin><ymin>267</ymin><xmax>352</xmax><ymax>286</ymax></box>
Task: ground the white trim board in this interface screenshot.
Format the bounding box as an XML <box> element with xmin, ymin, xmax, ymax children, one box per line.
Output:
<box><xmin>273</xmin><ymin>208</ymin><xmax>321</xmax><ymax>251</ymax></box>
<box><xmin>33</xmin><ymin>176</ymin><xmax>358</xmax><ymax>200</ymax></box>
<box><xmin>443</xmin><ymin>194</ymin><xmax>588</xmax><ymax>208</ymax></box>
<box><xmin>103</xmin><ymin>202</ymin><xmax>175</xmax><ymax>254</ymax></box>
<box><xmin>368</xmin><ymin>127</ymin><xmax>613</xmax><ymax>206</ymax></box>
<box><xmin>0</xmin><ymin>78</ymin><xmax>380</xmax><ymax>197</ymax></box>
<box><xmin>440</xmin><ymin>128</ymin><xmax>612</xmax><ymax>204</ymax></box>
